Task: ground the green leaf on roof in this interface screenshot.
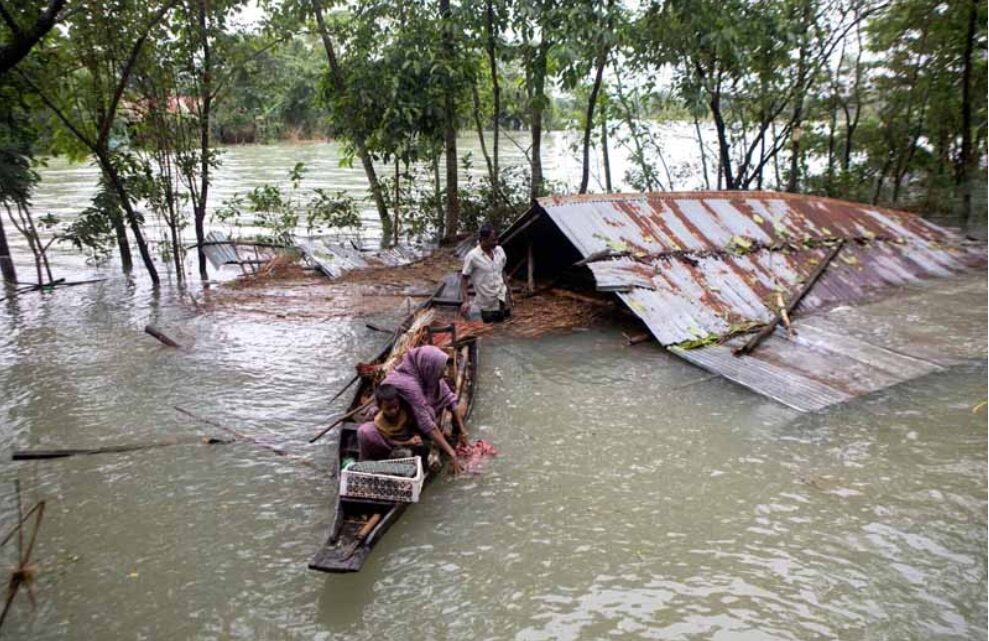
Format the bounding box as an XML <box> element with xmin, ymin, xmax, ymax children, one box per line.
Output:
<box><xmin>627</xmin><ymin>299</ymin><xmax>646</xmax><ymax>313</ymax></box>
<box><xmin>672</xmin><ymin>333</ymin><xmax>720</xmax><ymax>350</ymax></box>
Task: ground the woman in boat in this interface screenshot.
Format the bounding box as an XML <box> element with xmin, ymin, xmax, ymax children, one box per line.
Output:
<box><xmin>358</xmin><ymin>346</ymin><xmax>464</xmax><ymax>471</ymax></box>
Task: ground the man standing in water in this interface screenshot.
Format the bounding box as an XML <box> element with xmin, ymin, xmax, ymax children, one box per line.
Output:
<box><xmin>460</xmin><ymin>223</ymin><xmax>513</xmax><ymax>322</ymax></box>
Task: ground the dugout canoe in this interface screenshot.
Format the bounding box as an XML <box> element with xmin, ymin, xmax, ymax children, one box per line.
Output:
<box><xmin>308</xmin><ymin>297</ymin><xmax>479</xmax><ymax>573</ymax></box>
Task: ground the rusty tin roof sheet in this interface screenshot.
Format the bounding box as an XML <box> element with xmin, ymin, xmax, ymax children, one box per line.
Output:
<box><xmin>529</xmin><ymin>191</ymin><xmax>985</xmax><ymax>346</ymax></box>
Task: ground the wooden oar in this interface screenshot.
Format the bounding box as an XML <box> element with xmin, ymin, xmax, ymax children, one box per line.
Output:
<box><xmin>12</xmin><ymin>437</ymin><xmax>232</xmax><ymax>461</ymax></box>
<box><xmin>328</xmin><ymin>374</ymin><xmax>360</xmax><ymax>403</ymax></box>
<box><xmin>365</xmin><ymin>323</ymin><xmax>396</xmax><ymax>334</ymax></box>
<box><xmin>341</xmin><ymin>513</ymin><xmax>382</xmax><ymax>560</ymax></box>
<box><xmin>309</xmin><ymin>398</ymin><xmax>374</xmax><ymax>444</ymax></box>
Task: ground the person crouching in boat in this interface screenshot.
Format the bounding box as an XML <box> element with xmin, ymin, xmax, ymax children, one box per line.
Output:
<box><xmin>357</xmin><ymin>384</ymin><xmax>424</xmax><ymax>461</ymax></box>
<box><xmin>358</xmin><ymin>346</ymin><xmax>464</xmax><ymax>473</ymax></box>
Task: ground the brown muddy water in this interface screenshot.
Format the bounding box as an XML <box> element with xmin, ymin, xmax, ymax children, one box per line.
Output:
<box><xmin>1</xmin><ymin>137</ymin><xmax>987</xmax><ymax>639</ymax></box>
<box><xmin>1</xmin><ymin>270</ymin><xmax>986</xmax><ymax>640</ymax></box>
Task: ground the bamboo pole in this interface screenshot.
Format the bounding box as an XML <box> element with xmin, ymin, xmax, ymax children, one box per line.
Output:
<box><xmin>174</xmin><ymin>406</ymin><xmax>321</xmax><ymax>470</ymax></box>
<box><xmin>308</xmin><ymin>399</ymin><xmax>374</xmax><ymax>444</ymax></box>
<box><xmin>733</xmin><ymin>240</ymin><xmax>845</xmax><ymax>357</ymax></box>
<box><xmin>12</xmin><ymin>437</ymin><xmax>232</xmax><ymax>461</ymax></box>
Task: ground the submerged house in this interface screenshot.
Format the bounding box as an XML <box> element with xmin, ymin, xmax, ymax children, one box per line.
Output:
<box><xmin>501</xmin><ymin>192</ymin><xmax>987</xmax><ymax>412</ymax></box>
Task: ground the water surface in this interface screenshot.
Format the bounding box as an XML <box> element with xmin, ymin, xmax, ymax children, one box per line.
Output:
<box><xmin>1</xmin><ymin>134</ymin><xmax>986</xmax><ymax>640</ymax></box>
<box><xmin>1</xmin><ymin>274</ymin><xmax>986</xmax><ymax>640</ymax></box>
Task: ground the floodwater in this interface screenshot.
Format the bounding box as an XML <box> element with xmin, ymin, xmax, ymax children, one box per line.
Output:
<box><xmin>1</xmin><ymin>137</ymin><xmax>987</xmax><ymax>640</ymax></box>
<box><xmin>5</xmin><ymin>127</ymin><xmax>712</xmax><ymax>277</ymax></box>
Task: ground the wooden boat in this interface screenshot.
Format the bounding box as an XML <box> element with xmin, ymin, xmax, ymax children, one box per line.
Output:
<box><xmin>309</xmin><ymin>294</ymin><xmax>479</xmax><ymax>573</ymax></box>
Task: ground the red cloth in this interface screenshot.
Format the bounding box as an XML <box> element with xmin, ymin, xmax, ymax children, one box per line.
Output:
<box><xmin>455</xmin><ymin>439</ymin><xmax>498</xmax><ymax>474</ymax></box>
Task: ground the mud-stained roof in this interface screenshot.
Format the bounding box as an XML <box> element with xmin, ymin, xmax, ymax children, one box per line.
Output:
<box><xmin>502</xmin><ymin>191</ymin><xmax>987</xmax><ymax>411</ymax></box>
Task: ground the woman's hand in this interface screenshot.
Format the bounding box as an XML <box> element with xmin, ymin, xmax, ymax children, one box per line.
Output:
<box><xmin>448</xmin><ymin>456</ymin><xmax>464</xmax><ymax>475</ymax></box>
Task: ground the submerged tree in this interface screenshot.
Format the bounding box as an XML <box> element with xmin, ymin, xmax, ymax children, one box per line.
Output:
<box><xmin>304</xmin><ymin>0</ymin><xmax>394</xmax><ymax>246</ymax></box>
<box><xmin>17</xmin><ymin>1</ymin><xmax>179</xmax><ymax>284</ymax></box>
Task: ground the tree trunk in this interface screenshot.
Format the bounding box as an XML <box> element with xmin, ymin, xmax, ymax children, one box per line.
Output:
<box><xmin>485</xmin><ymin>0</ymin><xmax>500</xmax><ymax>199</ymax></box>
<box><xmin>162</xmin><ymin>165</ymin><xmax>184</xmax><ymax>283</ymax></box>
<box><xmin>100</xmin><ymin>152</ymin><xmax>160</xmax><ymax>285</ymax></box>
<box><xmin>17</xmin><ymin>203</ymin><xmax>52</xmax><ymax>283</ymax></box>
<box><xmin>529</xmin><ymin>41</ymin><xmax>549</xmax><ymax>201</ymax></box>
<box><xmin>842</xmin><ymin>27</ymin><xmax>865</xmax><ymax>172</ymax></box>
<box><xmin>432</xmin><ymin>155</ymin><xmax>444</xmax><ymax>237</ymax></box>
<box><xmin>103</xmin><ymin>170</ymin><xmax>133</xmax><ymax>272</ymax></box>
<box><xmin>693</xmin><ymin>116</ymin><xmax>709</xmax><ymax>190</ymax></box>
<box><xmin>786</xmin><ymin>0</ymin><xmax>811</xmax><ymax>193</ymax></box>
<box><xmin>959</xmin><ymin>0</ymin><xmax>978</xmax><ymax>231</ymax></box>
<box><xmin>394</xmin><ymin>156</ymin><xmax>400</xmax><ymax>246</ymax></box>
<box><xmin>169</xmin><ymin>217</ymin><xmax>183</xmax><ymax>283</ymax></box>
<box><xmin>311</xmin><ymin>0</ymin><xmax>392</xmax><ymax>246</ymax></box>
<box><xmin>601</xmin><ymin>107</ymin><xmax>612</xmax><ymax>193</ymax></box>
<box><xmin>579</xmin><ymin>47</ymin><xmax>609</xmax><ymax>194</ymax></box>
<box><xmin>440</xmin><ymin>0</ymin><xmax>459</xmax><ymax>243</ymax></box>
<box><xmin>4</xmin><ymin>203</ymin><xmax>42</xmax><ymax>284</ymax></box>
<box><xmin>0</xmin><ymin>213</ymin><xmax>17</xmax><ymax>283</ymax></box>
<box><xmin>471</xmin><ymin>80</ymin><xmax>496</xmax><ymax>191</ymax></box>
<box><xmin>0</xmin><ymin>0</ymin><xmax>67</xmax><ymax>75</ymax></box>
<box><xmin>698</xmin><ymin>63</ymin><xmax>734</xmax><ymax>190</ymax></box>
<box><xmin>196</xmin><ymin>0</ymin><xmax>211</xmax><ymax>281</ymax></box>
<box><xmin>873</xmin><ymin>155</ymin><xmax>892</xmax><ymax>204</ymax></box>
<box><xmin>711</xmin><ymin>92</ymin><xmax>733</xmax><ymax>190</ymax></box>
<box><xmin>826</xmin><ymin>91</ymin><xmax>838</xmax><ymax>194</ymax></box>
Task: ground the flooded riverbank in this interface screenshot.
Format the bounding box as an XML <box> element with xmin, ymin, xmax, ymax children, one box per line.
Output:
<box><xmin>1</xmin><ymin>266</ymin><xmax>986</xmax><ymax>639</ymax></box>
<box><xmin>1</xmin><ymin>130</ymin><xmax>986</xmax><ymax>639</ymax></box>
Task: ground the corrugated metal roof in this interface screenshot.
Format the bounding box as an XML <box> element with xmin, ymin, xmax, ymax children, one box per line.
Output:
<box><xmin>527</xmin><ymin>191</ymin><xmax>985</xmax><ymax>346</ymax></box>
<box><xmin>202</xmin><ymin>231</ymin><xmax>242</xmax><ymax>269</ymax></box>
<box><xmin>503</xmin><ymin>191</ymin><xmax>986</xmax><ymax>412</ymax></box>
<box><xmin>296</xmin><ymin>238</ymin><xmax>431</xmax><ymax>279</ymax></box>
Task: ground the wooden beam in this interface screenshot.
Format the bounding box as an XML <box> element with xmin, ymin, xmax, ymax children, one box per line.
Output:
<box><xmin>499</xmin><ymin>209</ymin><xmax>541</xmax><ymax>246</ymax></box>
<box><xmin>145</xmin><ymin>324</ymin><xmax>181</xmax><ymax>348</ymax></box>
<box><xmin>527</xmin><ymin>240</ymin><xmax>535</xmax><ymax>293</ymax></box>
<box><xmin>733</xmin><ymin>240</ymin><xmax>845</xmax><ymax>357</ymax></box>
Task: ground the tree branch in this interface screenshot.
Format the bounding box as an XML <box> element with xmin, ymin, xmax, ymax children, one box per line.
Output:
<box><xmin>0</xmin><ymin>0</ymin><xmax>67</xmax><ymax>74</ymax></box>
<box><xmin>97</xmin><ymin>0</ymin><xmax>179</xmax><ymax>148</ymax></box>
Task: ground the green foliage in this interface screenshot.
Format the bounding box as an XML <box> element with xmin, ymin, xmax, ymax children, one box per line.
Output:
<box><xmin>215</xmin><ymin>162</ymin><xmax>361</xmax><ymax>243</ymax></box>
<box><xmin>457</xmin><ymin>164</ymin><xmax>532</xmax><ymax>233</ymax></box>
<box><xmin>6</xmin><ymin>0</ymin><xmax>984</xmax><ymax>271</ymax></box>
<box><xmin>61</xmin><ymin>177</ymin><xmax>121</xmax><ymax>263</ymax></box>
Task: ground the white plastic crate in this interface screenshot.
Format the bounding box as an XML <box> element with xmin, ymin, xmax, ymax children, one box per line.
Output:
<box><xmin>340</xmin><ymin>456</ymin><xmax>424</xmax><ymax>503</ymax></box>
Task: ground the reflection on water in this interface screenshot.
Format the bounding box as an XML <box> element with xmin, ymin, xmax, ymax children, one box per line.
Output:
<box><xmin>1</xmin><ymin>273</ymin><xmax>986</xmax><ymax>640</ymax></box>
